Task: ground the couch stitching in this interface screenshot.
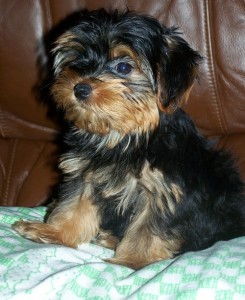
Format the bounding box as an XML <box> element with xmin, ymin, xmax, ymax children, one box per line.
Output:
<box><xmin>203</xmin><ymin>0</ymin><xmax>226</xmax><ymax>134</ymax></box>
<box><xmin>43</xmin><ymin>0</ymin><xmax>53</xmax><ymax>30</ymax></box>
<box><xmin>3</xmin><ymin>139</ymin><xmax>18</xmax><ymax>206</ymax></box>
<box><xmin>0</xmin><ymin>105</ymin><xmax>6</xmax><ymax>137</ymax></box>
<box><xmin>17</xmin><ymin>142</ymin><xmax>47</xmax><ymax>206</ymax></box>
<box><xmin>208</xmin><ymin>0</ymin><xmax>228</xmax><ymax>134</ymax></box>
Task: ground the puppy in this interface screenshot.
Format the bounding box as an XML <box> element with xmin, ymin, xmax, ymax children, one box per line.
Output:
<box><xmin>13</xmin><ymin>9</ymin><xmax>245</xmax><ymax>270</ymax></box>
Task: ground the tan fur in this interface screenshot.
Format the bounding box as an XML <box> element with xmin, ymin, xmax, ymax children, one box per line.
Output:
<box><xmin>59</xmin><ymin>154</ymin><xmax>89</xmax><ymax>177</ymax></box>
<box><xmin>139</xmin><ymin>162</ymin><xmax>182</xmax><ymax>214</ymax></box>
<box><xmin>110</xmin><ymin>45</ymin><xmax>141</xmax><ymax>69</ymax></box>
<box><xmin>52</xmin><ymin>32</ymin><xmax>84</xmax><ymax>75</ymax></box>
<box><xmin>53</xmin><ymin>32</ymin><xmax>84</xmax><ymax>51</ymax></box>
<box><xmin>170</xmin><ymin>183</ymin><xmax>183</xmax><ymax>203</ymax></box>
<box><xmin>13</xmin><ymin>186</ymin><xmax>100</xmax><ymax>248</ymax></box>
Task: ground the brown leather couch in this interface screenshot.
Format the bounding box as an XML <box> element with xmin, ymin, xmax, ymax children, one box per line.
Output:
<box><xmin>0</xmin><ymin>0</ymin><xmax>244</xmax><ymax>207</ymax></box>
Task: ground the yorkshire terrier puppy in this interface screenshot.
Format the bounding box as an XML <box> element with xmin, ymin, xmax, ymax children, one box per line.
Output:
<box><xmin>13</xmin><ymin>9</ymin><xmax>245</xmax><ymax>270</ymax></box>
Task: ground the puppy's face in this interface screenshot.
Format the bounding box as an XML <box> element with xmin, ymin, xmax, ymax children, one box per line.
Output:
<box><xmin>52</xmin><ymin>42</ymin><xmax>159</xmax><ymax>137</ymax></box>
<box><xmin>52</xmin><ymin>10</ymin><xmax>201</xmax><ymax>139</ymax></box>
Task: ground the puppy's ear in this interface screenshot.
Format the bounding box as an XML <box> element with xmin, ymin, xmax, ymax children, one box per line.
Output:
<box><xmin>158</xmin><ymin>29</ymin><xmax>202</xmax><ymax>111</ymax></box>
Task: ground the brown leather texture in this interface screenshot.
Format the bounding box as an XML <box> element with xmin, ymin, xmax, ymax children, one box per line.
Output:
<box><xmin>0</xmin><ymin>0</ymin><xmax>244</xmax><ymax>206</ymax></box>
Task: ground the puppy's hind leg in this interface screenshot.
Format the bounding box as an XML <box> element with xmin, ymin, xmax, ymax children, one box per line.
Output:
<box><xmin>13</xmin><ymin>195</ymin><xmax>100</xmax><ymax>248</ymax></box>
<box><xmin>106</xmin><ymin>208</ymin><xmax>181</xmax><ymax>269</ymax></box>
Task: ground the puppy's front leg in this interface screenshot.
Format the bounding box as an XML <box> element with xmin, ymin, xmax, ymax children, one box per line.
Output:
<box><xmin>13</xmin><ymin>188</ymin><xmax>100</xmax><ymax>248</ymax></box>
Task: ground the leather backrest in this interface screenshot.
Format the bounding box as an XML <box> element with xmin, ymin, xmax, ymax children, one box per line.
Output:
<box><xmin>0</xmin><ymin>0</ymin><xmax>244</xmax><ymax>206</ymax></box>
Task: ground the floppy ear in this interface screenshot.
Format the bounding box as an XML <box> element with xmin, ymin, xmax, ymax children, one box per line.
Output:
<box><xmin>158</xmin><ymin>30</ymin><xmax>202</xmax><ymax>111</ymax></box>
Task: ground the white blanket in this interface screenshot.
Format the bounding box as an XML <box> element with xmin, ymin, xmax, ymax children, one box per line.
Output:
<box><xmin>0</xmin><ymin>207</ymin><xmax>244</xmax><ymax>299</ymax></box>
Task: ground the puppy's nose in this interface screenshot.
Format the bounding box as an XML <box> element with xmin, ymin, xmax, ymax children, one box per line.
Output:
<box><xmin>74</xmin><ymin>83</ymin><xmax>92</xmax><ymax>100</ymax></box>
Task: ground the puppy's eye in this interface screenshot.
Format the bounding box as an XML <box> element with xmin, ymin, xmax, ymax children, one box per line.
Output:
<box><xmin>115</xmin><ymin>62</ymin><xmax>132</xmax><ymax>75</ymax></box>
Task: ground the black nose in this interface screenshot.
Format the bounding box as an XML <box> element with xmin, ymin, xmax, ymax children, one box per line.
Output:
<box><xmin>74</xmin><ymin>83</ymin><xmax>92</xmax><ymax>100</ymax></box>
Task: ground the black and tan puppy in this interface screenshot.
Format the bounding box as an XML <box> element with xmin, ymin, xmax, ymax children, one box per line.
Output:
<box><xmin>13</xmin><ymin>9</ymin><xmax>245</xmax><ymax>270</ymax></box>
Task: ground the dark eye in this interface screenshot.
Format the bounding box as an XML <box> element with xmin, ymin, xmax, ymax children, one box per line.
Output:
<box><xmin>115</xmin><ymin>62</ymin><xmax>132</xmax><ymax>75</ymax></box>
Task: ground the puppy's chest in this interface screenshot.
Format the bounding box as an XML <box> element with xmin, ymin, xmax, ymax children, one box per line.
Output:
<box><xmin>88</xmin><ymin>162</ymin><xmax>182</xmax><ymax>215</ymax></box>
<box><xmin>60</xmin><ymin>154</ymin><xmax>182</xmax><ymax>214</ymax></box>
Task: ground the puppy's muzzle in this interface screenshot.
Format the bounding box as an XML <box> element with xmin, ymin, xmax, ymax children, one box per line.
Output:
<box><xmin>74</xmin><ymin>83</ymin><xmax>92</xmax><ymax>100</ymax></box>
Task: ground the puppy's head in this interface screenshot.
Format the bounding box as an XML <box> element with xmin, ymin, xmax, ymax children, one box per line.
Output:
<box><xmin>52</xmin><ymin>9</ymin><xmax>201</xmax><ymax>140</ymax></box>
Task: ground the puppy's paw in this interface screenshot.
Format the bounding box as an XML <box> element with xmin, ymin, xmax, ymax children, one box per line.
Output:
<box><xmin>12</xmin><ymin>220</ymin><xmax>58</xmax><ymax>244</ymax></box>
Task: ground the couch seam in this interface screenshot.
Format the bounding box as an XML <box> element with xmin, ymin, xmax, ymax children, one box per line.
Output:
<box><xmin>43</xmin><ymin>0</ymin><xmax>53</xmax><ymax>30</ymax></box>
<box><xmin>0</xmin><ymin>105</ymin><xmax>6</xmax><ymax>137</ymax></box>
<box><xmin>3</xmin><ymin>139</ymin><xmax>18</xmax><ymax>206</ymax></box>
<box><xmin>17</xmin><ymin>142</ymin><xmax>47</xmax><ymax>206</ymax></box>
<box><xmin>203</xmin><ymin>0</ymin><xmax>227</xmax><ymax>134</ymax></box>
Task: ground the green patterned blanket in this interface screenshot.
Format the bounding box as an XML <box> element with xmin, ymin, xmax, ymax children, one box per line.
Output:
<box><xmin>0</xmin><ymin>207</ymin><xmax>244</xmax><ymax>299</ymax></box>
